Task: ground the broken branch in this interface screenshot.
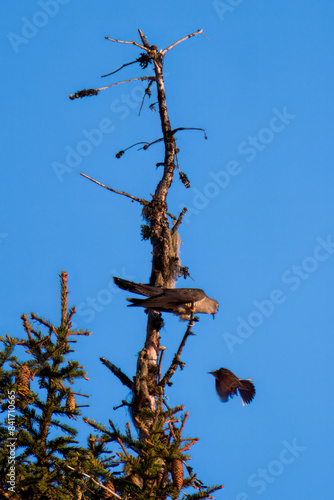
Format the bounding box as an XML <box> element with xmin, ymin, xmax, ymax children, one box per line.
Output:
<box><xmin>171</xmin><ymin>207</ymin><xmax>188</xmax><ymax>234</ymax></box>
<box><xmin>137</xmin><ymin>29</ymin><xmax>151</xmax><ymax>50</ymax></box>
<box><xmin>100</xmin><ymin>357</ymin><xmax>134</xmax><ymax>390</ymax></box>
<box><xmin>113</xmin><ymin>400</ymin><xmax>131</xmax><ymax>411</ymax></box>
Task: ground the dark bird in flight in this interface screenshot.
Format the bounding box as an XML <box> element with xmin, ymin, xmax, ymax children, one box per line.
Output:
<box><xmin>113</xmin><ymin>277</ymin><xmax>218</xmax><ymax>320</ymax></box>
<box><xmin>209</xmin><ymin>368</ymin><xmax>255</xmax><ymax>405</ymax></box>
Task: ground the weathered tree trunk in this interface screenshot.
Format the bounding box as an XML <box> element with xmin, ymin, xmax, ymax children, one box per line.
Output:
<box><xmin>132</xmin><ymin>31</ymin><xmax>182</xmax><ymax>422</ymax></box>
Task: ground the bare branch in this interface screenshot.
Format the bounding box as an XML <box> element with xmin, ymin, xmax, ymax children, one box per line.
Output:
<box><xmin>80</xmin><ymin>173</ymin><xmax>149</xmax><ymax>206</ymax></box>
<box><xmin>116</xmin><ymin>142</ymin><xmax>150</xmax><ymax>158</ymax></box>
<box><xmin>113</xmin><ymin>400</ymin><xmax>131</xmax><ymax>411</ymax></box>
<box><xmin>138</xmin><ymin>136</ymin><xmax>164</xmax><ymax>150</ymax></box>
<box><xmin>139</xmin><ymin>80</ymin><xmax>154</xmax><ymax>116</ymax></box>
<box><xmin>137</xmin><ymin>127</ymin><xmax>207</xmax><ymax>151</ymax></box>
<box><xmin>101</xmin><ymin>59</ymin><xmax>137</xmax><ymax>78</ymax></box>
<box><xmin>100</xmin><ymin>357</ymin><xmax>134</xmax><ymax>390</ymax></box>
<box><xmin>157</xmin><ymin>346</ymin><xmax>166</xmax><ymax>383</ymax></box>
<box><xmin>138</xmin><ymin>29</ymin><xmax>151</xmax><ymax>49</ymax></box>
<box><xmin>105</xmin><ymin>35</ymin><xmax>147</xmax><ymax>52</ymax></box>
<box><xmin>159</xmin><ymin>313</ymin><xmax>196</xmax><ymax>388</ymax></box>
<box><xmin>172</xmin><ymin>127</ymin><xmax>207</xmax><ymax>139</ymax></box>
<box><xmin>97</xmin><ymin>76</ymin><xmax>154</xmax><ymax>92</ymax></box>
<box><xmin>167</xmin><ymin>212</ymin><xmax>177</xmax><ymax>221</ymax></box>
<box><xmin>171</xmin><ymin>207</ymin><xmax>188</xmax><ymax>234</ymax></box>
<box><xmin>69</xmin><ymin>77</ymin><xmax>155</xmax><ymax>99</ymax></box>
<box><xmin>80</xmin><ymin>173</ymin><xmax>177</xmax><ymax>221</ymax></box>
<box><xmin>161</xmin><ymin>29</ymin><xmax>207</xmax><ymax>55</ymax></box>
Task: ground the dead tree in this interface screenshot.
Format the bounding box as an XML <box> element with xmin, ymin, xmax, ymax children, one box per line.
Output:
<box><xmin>70</xmin><ymin>29</ymin><xmax>223</xmax><ymax>499</ymax></box>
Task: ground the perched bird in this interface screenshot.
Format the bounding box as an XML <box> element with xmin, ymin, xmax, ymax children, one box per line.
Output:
<box><xmin>209</xmin><ymin>368</ymin><xmax>255</xmax><ymax>405</ymax></box>
<box><xmin>113</xmin><ymin>277</ymin><xmax>218</xmax><ymax>320</ymax></box>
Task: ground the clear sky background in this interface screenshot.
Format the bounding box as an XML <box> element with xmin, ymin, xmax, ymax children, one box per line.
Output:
<box><xmin>1</xmin><ymin>1</ymin><xmax>334</xmax><ymax>498</ymax></box>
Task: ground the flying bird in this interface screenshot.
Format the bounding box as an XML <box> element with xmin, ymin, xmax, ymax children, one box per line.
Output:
<box><xmin>113</xmin><ymin>277</ymin><xmax>218</xmax><ymax>320</ymax></box>
<box><xmin>209</xmin><ymin>368</ymin><xmax>255</xmax><ymax>405</ymax></box>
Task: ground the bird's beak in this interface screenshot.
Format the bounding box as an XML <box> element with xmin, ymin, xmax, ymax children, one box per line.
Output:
<box><xmin>208</xmin><ymin>371</ymin><xmax>215</xmax><ymax>376</ymax></box>
<box><xmin>212</xmin><ymin>312</ymin><xmax>216</xmax><ymax>319</ymax></box>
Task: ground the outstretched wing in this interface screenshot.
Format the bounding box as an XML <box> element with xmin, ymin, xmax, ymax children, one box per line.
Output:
<box><xmin>163</xmin><ymin>288</ymin><xmax>206</xmax><ymax>304</ymax></box>
<box><xmin>215</xmin><ymin>379</ymin><xmax>234</xmax><ymax>403</ymax></box>
<box><xmin>127</xmin><ymin>288</ymin><xmax>206</xmax><ymax>310</ymax></box>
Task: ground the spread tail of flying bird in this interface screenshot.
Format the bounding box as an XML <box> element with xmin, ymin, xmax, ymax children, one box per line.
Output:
<box><xmin>238</xmin><ymin>379</ymin><xmax>256</xmax><ymax>406</ymax></box>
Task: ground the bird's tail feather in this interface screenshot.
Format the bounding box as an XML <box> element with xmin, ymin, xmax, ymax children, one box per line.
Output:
<box><xmin>126</xmin><ymin>298</ymin><xmax>146</xmax><ymax>307</ymax></box>
<box><xmin>113</xmin><ymin>277</ymin><xmax>161</xmax><ymax>297</ymax></box>
<box><xmin>238</xmin><ymin>379</ymin><xmax>255</xmax><ymax>405</ymax></box>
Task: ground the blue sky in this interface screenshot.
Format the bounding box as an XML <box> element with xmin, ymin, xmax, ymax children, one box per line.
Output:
<box><xmin>1</xmin><ymin>1</ymin><xmax>334</xmax><ymax>498</ymax></box>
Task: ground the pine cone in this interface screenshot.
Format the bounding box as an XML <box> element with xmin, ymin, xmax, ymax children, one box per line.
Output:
<box><xmin>103</xmin><ymin>480</ymin><xmax>115</xmax><ymax>498</ymax></box>
<box><xmin>16</xmin><ymin>364</ymin><xmax>31</xmax><ymax>396</ymax></box>
<box><xmin>66</xmin><ymin>392</ymin><xmax>76</xmax><ymax>411</ymax></box>
<box><xmin>171</xmin><ymin>458</ymin><xmax>183</xmax><ymax>490</ymax></box>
